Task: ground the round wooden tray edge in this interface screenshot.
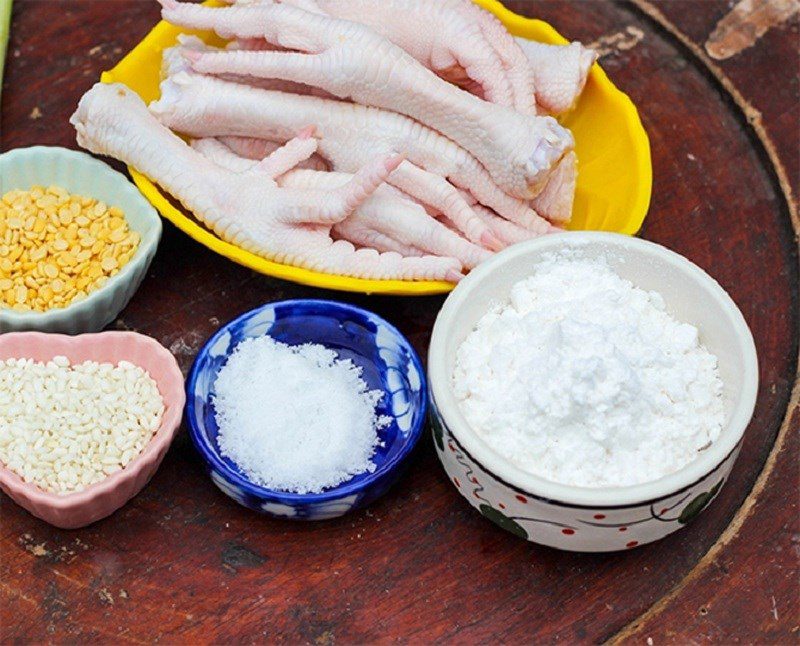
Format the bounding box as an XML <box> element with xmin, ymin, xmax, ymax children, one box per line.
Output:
<box><xmin>608</xmin><ymin>2</ymin><xmax>800</xmax><ymax>641</ymax></box>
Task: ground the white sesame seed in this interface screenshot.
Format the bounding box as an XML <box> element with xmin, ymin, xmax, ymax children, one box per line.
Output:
<box><xmin>0</xmin><ymin>357</ymin><xmax>164</xmax><ymax>494</ymax></box>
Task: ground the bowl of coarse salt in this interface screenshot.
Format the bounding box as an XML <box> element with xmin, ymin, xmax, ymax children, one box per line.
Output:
<box><xmin>186</xmin><ymin>299</ymin><xmax>427</xmax><ymax>520</ymax></box>
<box><xmin>0</xmin><ymin>331</ymin><xmax>185</xmax><ymax>528</ymax></box>
<box><xmin>428</xmin><ymin>232</ymin><xmax>758</xmax><ymax>552</ymax></box>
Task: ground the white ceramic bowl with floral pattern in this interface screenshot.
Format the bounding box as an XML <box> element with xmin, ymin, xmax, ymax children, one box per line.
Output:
<box><xmin>428</xmin><ymin>232</ymin><xmax>758</xmax><ymax>552</ymax></box>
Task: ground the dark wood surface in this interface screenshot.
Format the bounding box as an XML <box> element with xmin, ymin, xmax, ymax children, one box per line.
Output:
<box><xmin>1</xmin><ymin>1</ymin><xmax>797</xmax><ymax>643</ymax></box>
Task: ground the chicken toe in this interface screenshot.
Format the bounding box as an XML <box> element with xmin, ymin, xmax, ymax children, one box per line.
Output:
<box><xmin>73</xmin><ymin>82</ymin><xmax>456</xmax><ymax>282</ymax></box>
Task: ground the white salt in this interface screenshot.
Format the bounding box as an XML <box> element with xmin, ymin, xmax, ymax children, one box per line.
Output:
<box><xmin>213</xmin><ymin>336</ymin><xmax>389</xmax><ymax>494</ymax></box>
<box><xmin>453</xmin><ymin>253</ymin><xmax>725</xmax><ymax>488</ymax></box>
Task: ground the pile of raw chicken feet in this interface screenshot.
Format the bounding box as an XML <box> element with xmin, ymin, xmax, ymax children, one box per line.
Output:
<box><xmin>71</xmin><ymin>0</ymin><xmax>596</xmax><ymax>282</ymax></box>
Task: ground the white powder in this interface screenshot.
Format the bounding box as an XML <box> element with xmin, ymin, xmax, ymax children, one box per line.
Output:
<box><xmin>213</xmin><ymin>336</ymin><xmax>389</xmax><ymax>494</ymax></box>
<box><xmin>453</xmin><ymin>254</ymin><xmax>725</xmax><ymax>488</ymax></box>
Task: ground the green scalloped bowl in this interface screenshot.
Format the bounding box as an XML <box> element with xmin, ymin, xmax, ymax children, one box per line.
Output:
<box><xmin>0</xmin><ymin>147</ymin><xmax>162</xmax><ymax>334</ymax></box>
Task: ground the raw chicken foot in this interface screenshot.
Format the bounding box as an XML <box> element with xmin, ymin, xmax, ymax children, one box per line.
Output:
<box><xmin>161</xmin><ymin>43</ymin><xmax>501</xmax><ymax>248</ymax></box>
<box><xmin>225</xmin><ymin>136</ymin><xmax>330</xmax><ymax>172</ymax></box>
<box><xmin>454</xmin><ymin>190</ymin><xmax>557</xmax><ymax>244</ymax></box>
<box><xmin>225</xmin><ymin>0</ymin><xmax>591</xmax><ymax>117</ymax></box>
<box><xmin>472</xmin><ymin>205</ymin><xmax>552</xmax><ymax>246</ymax></box>
<box><xmin>151</xmin><ymin>72</ymin><xmax>550</xmax><ymax>233</ymax></box>
<box><xmin>72</xmin><ymin>83</ymin><xmax>461</xmax><ymax>282</ymax></box>
<box><xmin>261</xmin><ymin>0</ymin><xmax>538</xmax><ymax>114</ymax></box>
<box><xmin>529</xmin><ymin>151</ymin><xmax>577</xmax><ymax>224</ymax></box>
<box><xmin>159</xmin><ymin>0</ymin><xmax>573</xmax><ymax>198</ymax></box>
<box><xmin>164</xmin><ymin>34</ymin><xmax>336</xmax><ymax>99</ymax></box>
<box><xmin>192</xmin><ymin>137</ymin><xmax>490</xmax><ymax>269</ymax></box>
<box><xmin>514</xmin><ymin>40</ymin><xmax>597</xmax><ymax>115</ymax></box>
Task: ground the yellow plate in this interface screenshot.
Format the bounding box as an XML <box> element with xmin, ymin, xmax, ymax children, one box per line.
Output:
<box><xmin>101</xmin><ymin>0</ymin><xmax>652</xmax><ymax>296</ymax></box>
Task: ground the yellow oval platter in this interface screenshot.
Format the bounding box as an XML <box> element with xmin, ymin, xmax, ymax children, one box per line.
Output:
<box><xmin>101</xmin><ymin>0</ymin><xmax>652</xmax><ymax>296</ymax></box>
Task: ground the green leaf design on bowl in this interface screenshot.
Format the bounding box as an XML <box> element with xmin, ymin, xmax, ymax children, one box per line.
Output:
<box><xmin>678</xmin><ymin>479</ymin><xmax>724</xmax><ymax>525</ymax></box>
<box><xmin>479</xmin><ymin>504</ymin><xmax>528</xmax><ymax>539</ymax></box>
<box><xmin>430</xmin><ymin>412</ymin><xmax>445</xmax><ymax>452</ymax></box>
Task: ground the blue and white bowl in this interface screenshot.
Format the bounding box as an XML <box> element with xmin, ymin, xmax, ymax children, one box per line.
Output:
<box><xmin>186</xmin><ymin>299</ymin><xmax>427</xmax><ymax>520</ymax></box>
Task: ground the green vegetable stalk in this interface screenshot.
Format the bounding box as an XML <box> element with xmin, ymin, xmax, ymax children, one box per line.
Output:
<box><xmin>0</xmin><ymin>0</ymin><xmax>10</xmax><ymax>89</ymax></box>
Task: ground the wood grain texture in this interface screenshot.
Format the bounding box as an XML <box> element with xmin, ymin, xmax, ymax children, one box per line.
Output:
<box><xmin>645</xmin><ymin>0</ymin><xmax>800</xmax><ymax>218</ymax></box>
<box><xmin>609</xmin><ymin>2</ymin><xmax>800</xmax><ymax>642</ymax></box>
<box><xmin>1</xmin><ymin>1</ymin><xmax>797</xmax><ymax>643</ymax></box>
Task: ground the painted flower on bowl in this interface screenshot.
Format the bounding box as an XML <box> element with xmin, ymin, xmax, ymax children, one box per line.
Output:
<box><xmin>431</xmin><ymin>393</ymin><xmax>739</xmax><ymax>552</ymax></box>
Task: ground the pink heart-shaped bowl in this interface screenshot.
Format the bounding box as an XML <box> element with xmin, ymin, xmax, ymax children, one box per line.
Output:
<box><xmin>0</xmin><ymin>332</ymin><xmax>185</xmax><ymax>528</ymax></box>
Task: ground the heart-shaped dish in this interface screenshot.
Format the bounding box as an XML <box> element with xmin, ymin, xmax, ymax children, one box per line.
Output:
<box><xmin>0</xmin><ymin>331</ymin><xmax>185</xmax><ymax>528</ymax></box>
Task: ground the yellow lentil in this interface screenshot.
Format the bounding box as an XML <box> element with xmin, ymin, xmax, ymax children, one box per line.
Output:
<box><xmin>100</xmin><ymin>257</ymin><xmax>118</xmax><ymax>272</ymax></box>
<box><xmin>0</xmin><ymin>186</ymin><xmax>140</xmax><ymax>312</ymax></box>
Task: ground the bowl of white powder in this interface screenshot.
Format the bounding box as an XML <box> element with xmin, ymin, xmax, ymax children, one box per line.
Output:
<box><xmin>186</xmin><ymin>299</ymin><xmax>426</xmax><ymax>520</ymax></box>
<box><xmin>428</xmin><ymin>232</ymin><xmax>757</xmax><ymax>552</ymax></box>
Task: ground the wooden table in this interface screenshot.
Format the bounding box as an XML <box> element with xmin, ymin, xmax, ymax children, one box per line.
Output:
<box><xmin>1</xmin><ymin>1</ymin><xmax>797</xmax><ymax>642</ymax></box>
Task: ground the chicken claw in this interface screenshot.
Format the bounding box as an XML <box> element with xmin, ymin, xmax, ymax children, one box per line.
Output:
<box><xmin>71</xmin><ymin>83</ymin><xmax>461</xmax><ymax>282</ymax></box>
<box><xmin>151</xmin><ymin>72</ymin><xmax>552</xmax><ymax>232</ymax></box>
<box><xmin>193</xmin><ymin>137</ymin><xmax>490</xmax><ymax>269</ymax></box>
<box><xmin>159</xmin><ymin>0</ymin><xmax>573</xmax><ymax>198</ymax></box>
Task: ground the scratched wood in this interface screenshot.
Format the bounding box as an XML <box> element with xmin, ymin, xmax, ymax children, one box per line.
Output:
<box><xmin>0</xmin><ymin>1</ymin><xmax>797</xmax><ymax>643</ymax></box>
<box><xmin>643</xmin><ymin>0</ymin><xmax>800</xmax><ymax>230</ymax></box>
<box><xmin>608</xmin><ymin>2</ymin><xmax>800</xmax><ymax>643</ymax></box>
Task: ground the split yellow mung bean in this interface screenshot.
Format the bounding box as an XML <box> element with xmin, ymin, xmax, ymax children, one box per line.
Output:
<box><xmin>0</xmin><ymin>185</ymin><xmax>140</xmax><ymax>312</ymax></box>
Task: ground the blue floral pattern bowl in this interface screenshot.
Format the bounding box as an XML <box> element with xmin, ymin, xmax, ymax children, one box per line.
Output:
<box><xmin>186</xmin><ymin>299</ymin><xmax>427</xmax><ymax>520</ymax></box>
